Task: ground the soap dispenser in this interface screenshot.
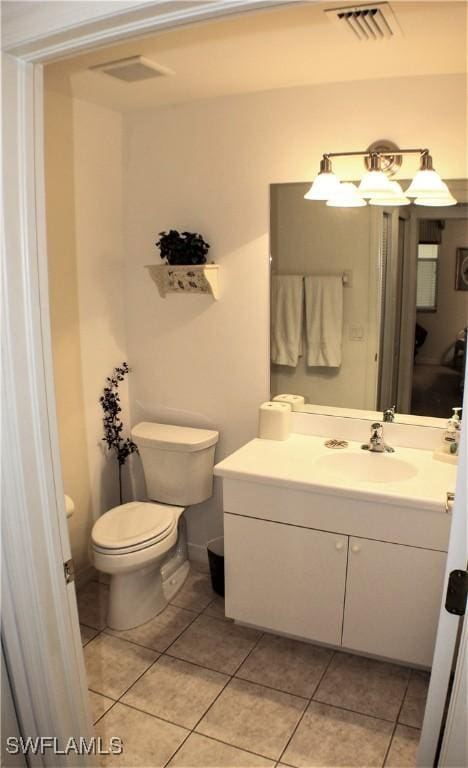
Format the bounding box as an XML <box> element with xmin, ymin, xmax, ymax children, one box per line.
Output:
<box><xmin>434</xmin><ymin>407</ymin><xmax>462</xmax><ymax>463</ymax></box>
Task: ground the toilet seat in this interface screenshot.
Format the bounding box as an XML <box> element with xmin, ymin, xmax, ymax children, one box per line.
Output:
<box><xmin>91</xmin><ymin>501</ymin><xmax>182</xmax><ymax>555</ymax></box>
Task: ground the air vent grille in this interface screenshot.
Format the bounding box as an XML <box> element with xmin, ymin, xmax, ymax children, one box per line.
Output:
<box><xmin>90</xmin><ymin>56</ymin><xmax>173</xmax><ymax>82</ymax></box>
<box><xmin>325</xmin><ymin>3</ymin><xmax>401</xmax><ymax>41</ymax></box>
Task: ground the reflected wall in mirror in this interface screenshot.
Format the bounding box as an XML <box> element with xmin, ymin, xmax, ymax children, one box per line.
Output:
<box><xmin>270</xmin><ymin>181</ymin><xmax>468</xmax><ymax>421</ymax></box>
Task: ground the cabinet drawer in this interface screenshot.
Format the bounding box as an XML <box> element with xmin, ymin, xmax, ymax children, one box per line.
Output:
<box><xmin>342</xmin><ymin>537</ymin><xmax>447</xmax><ymax>666</ymax></box>
<box><xmin>222</xmin><ymin>478</ymin><xmax>449</xmax><ymax>551</ymax></box>
<box><xmin>224</xmin><ymin>512</ymin><xmax>348</xmax><ymax>646</ymax></box>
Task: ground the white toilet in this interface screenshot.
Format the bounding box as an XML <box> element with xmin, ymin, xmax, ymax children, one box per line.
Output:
<box><xmin>91</xmin><ymin>421</ymin><xmax>219</xmax><ymax>630</ymax></box>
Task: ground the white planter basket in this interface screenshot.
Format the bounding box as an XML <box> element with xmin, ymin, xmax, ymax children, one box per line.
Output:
<box><xmin>146</xmin><ymin>264</ymin><xmax>219</xmax><ymax>299</ymax></box>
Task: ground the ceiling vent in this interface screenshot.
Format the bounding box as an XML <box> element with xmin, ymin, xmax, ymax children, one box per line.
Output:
<box><xmin>325</xmin><ymin>3</ymin><xmax>401</xmax><ymax>41</ymax></box>
<box><xmin>90</xmin><ymin>56</ymin><xmax>174</xmax><ymax>82</ymax></box>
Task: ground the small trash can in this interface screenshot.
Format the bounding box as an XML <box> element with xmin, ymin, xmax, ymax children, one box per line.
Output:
<box><xmin>207</xmin><ymin>537</ymin><xmax>224</xmax><ymax>597</ymax></box>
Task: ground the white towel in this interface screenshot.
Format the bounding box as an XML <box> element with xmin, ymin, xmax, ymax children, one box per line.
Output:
<box><xmin>271</xmin><ymin>275</ymin><xmax>304</xmax><ymax>367</ymax></box>
<box><xmin>304</xmin><ymin>275</ymin><xmax>343</xmax><ymax>367</ymax></box>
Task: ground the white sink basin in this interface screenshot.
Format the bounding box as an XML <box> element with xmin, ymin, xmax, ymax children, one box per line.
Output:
<box><xmin>313</xmin><ymin>452</ymin><xmax>418</xmax><ymax>484</ymax></box>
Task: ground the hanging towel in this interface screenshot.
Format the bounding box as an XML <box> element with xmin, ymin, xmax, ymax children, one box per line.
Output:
<box><xmin>271</xmin><ymin>275</ymin><xmax>304</xmax><ymax>367</ymax></box>
<box><xmin>305</xmin><ymin>275</ymin><xmax>343</xmax><ymax>367</ymax></box>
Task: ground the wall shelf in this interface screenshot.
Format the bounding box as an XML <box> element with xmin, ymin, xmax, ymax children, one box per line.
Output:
<box><xmin>145</xmin><ymin>264</ymin><xmax>219</xmax><ymax>299</ymax></box>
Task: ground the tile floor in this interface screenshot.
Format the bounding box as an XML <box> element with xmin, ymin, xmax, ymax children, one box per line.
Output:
<box><xmin>78</xmin><ymin>568</ymin><xmax>429</xmax><ymax>768</ymax></box>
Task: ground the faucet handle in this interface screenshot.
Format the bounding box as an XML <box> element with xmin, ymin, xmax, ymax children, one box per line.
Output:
<box><xmin>371</xmin><ymin>422</ymin><xmax>383</xmax><ymax>438</ymax></box>
<box><xmin>383</xmin><ymin>405</ymin><xmax>396</xmax><ymax>422</ymax></box>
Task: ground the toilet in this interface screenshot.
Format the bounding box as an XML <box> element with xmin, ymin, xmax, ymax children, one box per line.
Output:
<box><xmin>91</xmin><ymin>421</ymin><xmax>219</xmax><ymax>630</ymax></box>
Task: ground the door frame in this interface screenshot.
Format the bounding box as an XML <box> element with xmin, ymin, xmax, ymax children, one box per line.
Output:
<box><xmin>2</xmin><ymin>3</ymin><xmax>466</xmax><ymax>765</ymax></box>
<box><xmin>1</xmin><ymin>0</ymin><xmax>285</xmax><ymax>761</ymax></box>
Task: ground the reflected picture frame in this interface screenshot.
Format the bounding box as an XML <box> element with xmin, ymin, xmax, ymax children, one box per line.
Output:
<box><xmin>455</xmin><ymin>247</ymin><xmax>468</xmax><ymax>290</ymax></box>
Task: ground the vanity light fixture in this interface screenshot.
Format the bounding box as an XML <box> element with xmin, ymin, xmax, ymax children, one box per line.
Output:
<box><xmin>357</xmin><ymin>154</ymin><xmax>393</xmax><ymax>198</ymax></box>
<box><xmin>304</xmin><ymin>142</ymin><xmax>457</xmax><ymax>207</ymax></box>
<box><xmin>304</xmin><ymin>156</ymin><xmax>340</xmax><ymax>200</ymax></box>
<box><xmin>369</xmin><ymin>181</ymin><xmax>410</xmax><ymax>206</ymax></box>
<box><xmin>326</xmin><ymin>182</ymin><xmax>367</xmax><ymax>208</ymax></box>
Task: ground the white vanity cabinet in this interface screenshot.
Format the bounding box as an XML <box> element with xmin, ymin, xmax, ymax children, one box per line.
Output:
<box><xmin>342</xmin><ymin>537</ymin><xmax>447</xmax><ymax>667</ymax></box>
<box><xmin>224</xmin><ymin>513</ymin><xmax>347</xmax><ymax>646</ymax></box>
<box><xmin>221</xmin><ymin>477</ymin><xmax>449</xmax><ymax>667</ymax></box>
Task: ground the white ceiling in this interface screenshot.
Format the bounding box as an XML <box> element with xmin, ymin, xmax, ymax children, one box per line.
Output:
<box><xmin>44</xmin><ymin>1</ymin><xmax>467</xmax><ymax>112</ymax></box>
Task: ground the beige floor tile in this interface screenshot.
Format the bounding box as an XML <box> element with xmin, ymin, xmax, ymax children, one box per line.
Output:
<box><xmin>171</xmin><ymin>569</ymin><xmax>216</xmax><ymax>612</ymax></box>
<box><xmin>385</xmin><ymin>725</ymin><xmax>421</xmax><ymax>767</ymax></box>
<box><xmin>80</xmin><ymin>624</ymin><xmax>99</xmax><ymax>646</ymax></box>
<box><xmin>236</xmin><ymin>634</ymin><xmax>333</xmax><ymax>698</ymax></box>
<box><xmin>88</xmin><ymin>691</ymin><xmax>114</xmax><ymax>724</ymax></box>
<box><xmin>203</xmin><ymin>595</ymin><xmax>230</xmax><ymax>621</ymax></box>
<box><xmin>77</xmin><ymin>581</ymin><xmax>109</xmax><ymax>630</ymax></box>
<box><xmin>84</xmin><ymin>634</ymin><xmax>158</xmax><ymax>699</ymax></box>
<box><xmin>95</xmin><ymin>702</ymin><xmax>188</xmax><ymax>767</ymax></box>
<box><xmin>168</xmin><ymin>732</ymin><xmax>275</xmax><ymax>767</ymax></box>
<box><xmin>314</xmin><ymin>652</ymin><xmax>410</xmax><ymax>721</ymax></box>
<box><xmin>105</xmin><ymin>604</ymin><xmax>197</xmax><ymax>652</ymax></box>
<box><xmin>168</xmin><ymin>614</ymin><xmax>261</xmax><ymax>674</ymax></box>
<box><xmin>191</xmin><ymin>561</ymin><xmax>210</xmax><ymax>574</ymax></box>
<box><xmin>282</xmin><ymin>701</ymin><xmax>393</xmax><ymax>768</ymax></box>
<box><xmin>399</xmin><ymin>671</ymin><xmax>430</xmax><ymax>729</ymax></box>
<box><xmin>196</xmin><ymin>678</ymin><xmax>307</xmax><ymax>761</ymax></box>
<box><xmin>122</xmin><ymin>655</ymin><xmax>229</xmax><ymax>729</ymax></box>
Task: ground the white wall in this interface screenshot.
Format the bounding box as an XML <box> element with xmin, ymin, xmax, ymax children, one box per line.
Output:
<box><xmin>73</xmin><ymin>98</ymin><xmax>130</xmax><ymax>520</ymax></box>
<box><xmin>45</xmin><ymin>91</ymin><xmax>129</xmax><ymax>578</ymax></box>
<box><xmin>270</xmin><ymin>183</ymin><xmax>379</xmax><ymax>410</ymax></box>
<box><xmin>45</xmin><ymin>89</ymin><xmax>94</xmax><ymax>577</ymax></box>
<box><xmin>123</xmin><ymin>73</ymin><xmax>467</xmax><ymax>552</ymax></box>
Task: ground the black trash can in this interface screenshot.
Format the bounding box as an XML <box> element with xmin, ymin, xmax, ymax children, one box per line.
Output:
<box><xmin>207</xmin><ymin>537</ymin><xmax>224</xmax><ymax>597</ymax></box>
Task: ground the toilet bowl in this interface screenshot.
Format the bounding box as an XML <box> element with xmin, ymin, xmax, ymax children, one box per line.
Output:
<box><xmin>91</xmin><ymin>500</ymin><xmax>186</xmax><ymax>629</ymax></box>
<box><xmin>91</xmin><ymin>422</ymin><xmax>218</xmax><ymax>630</ymax></box>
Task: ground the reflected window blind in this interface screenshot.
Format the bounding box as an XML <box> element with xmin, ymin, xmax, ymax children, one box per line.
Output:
<box><xmin>416</xmin><ymin>244</ymin><xmax>438</xmax><ymax>311</ymax></box>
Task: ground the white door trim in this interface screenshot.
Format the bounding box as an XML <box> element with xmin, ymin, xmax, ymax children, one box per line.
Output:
<box><xmin>2</xmin><ymin>52</ymin><xmax>94</xmax><ymax>764</ymax></box>
<box><xmin>1</xmin><ymin>0</ymin><xmax>292</xmax><ymax>757</ymax></box>
<box><xmin>3</xmin><ymin>0</ymin><xmax>289</xmax><ymax>60</ymax></box>
<box><xmin>417</xmin><ymin>367</ymin><xmax>467</xmax><ymax>767</ymax></box>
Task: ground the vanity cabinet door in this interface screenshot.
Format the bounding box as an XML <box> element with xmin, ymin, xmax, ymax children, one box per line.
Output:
<box><xmin>224</xmin><ymin>513</ymin><xmax>348</xmax><ymax>646</ymax></box>
<box><xmin>342</xmin><ymin>537</ymin><xmax>447</xmax><ymax>666</ymax></box>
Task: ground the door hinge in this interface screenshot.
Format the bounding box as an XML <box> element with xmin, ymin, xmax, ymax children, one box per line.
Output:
<box><xmin>445</xmin><ymin>569</ymin><xmax>468</xmax><ymax>616</ymax></box>
<box><xmin>64</xmin><ymin>558</ymin><xmax>75</xmax><ymax>584</ymax></box>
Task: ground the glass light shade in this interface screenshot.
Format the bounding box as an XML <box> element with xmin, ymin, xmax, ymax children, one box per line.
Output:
<box><xmin>304</xmin><ymin>172</ymin><xmax>340</xmax><ymax>201</ymax></box>
<box><xmin>415</xmin><ymin>193</ymin><xmax>457</xmax><ymax>207</ymax></box>
<box><xmin>414</xmin><ymin>180</ymin><xmax>457</xmax><ymax>206</ymax></box>
<box><xmin>369</xmin><ymin>182</ymin><xmax>411</xmax><ymax>206</ymax></box>
<box><xmin>405</xmin><ymin>169</ymin><xmax>447</xmax><ymax>197</ymax></box>
<box><xmin>327</xmin><ymin>182</ymin><xmax>367</xmax><ymax>208</ymax></box>
<box><xmin>358</xmin><ymin>170</ymin><xmax>393</xmax><ymax>198</ymax></box>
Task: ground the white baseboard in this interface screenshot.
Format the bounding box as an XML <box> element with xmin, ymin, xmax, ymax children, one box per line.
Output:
<box><xmin>188</xmin><ymin>542</ymin><xmax>209</xmax><ymax>567</ymax></box>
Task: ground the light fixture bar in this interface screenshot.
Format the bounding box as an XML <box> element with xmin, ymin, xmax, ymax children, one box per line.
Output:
<box><xmin>322</xmin><ymin>148</ymin><xmax>429</xmax><ymax>160</ymax></box>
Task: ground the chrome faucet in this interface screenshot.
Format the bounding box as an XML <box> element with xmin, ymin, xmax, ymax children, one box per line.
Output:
<box><xmin>383</xmin><ymin>405</ymin><xmax>396</xmax><ymax>423</ymax></box>
<box><xmin>362</xmin><ymin>422</ymin><xmax>395</xmax><ymax>453</ymax></box>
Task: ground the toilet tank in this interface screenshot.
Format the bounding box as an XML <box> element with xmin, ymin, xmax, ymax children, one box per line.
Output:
<box><xmin>131</xmin><ymin>422</ymin><xmax>219</xmax><ymax>506</ymax></box>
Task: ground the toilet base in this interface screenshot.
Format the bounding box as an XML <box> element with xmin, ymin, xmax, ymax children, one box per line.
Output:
<box><xmin>106</xmin><ymin>555</ymin><xmax>190</xmax><ymax>631</ymax></box>
<box><xmin>162</xmin><ymin>559</ymin><xmax>190</xmax><ymax>604</ymax></box>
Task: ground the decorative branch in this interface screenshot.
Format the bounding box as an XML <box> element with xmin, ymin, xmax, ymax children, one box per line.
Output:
<box><xmin>100</xmin><ymin>362</ymin><xmax>138</xmax><ymax>504</ymax></box>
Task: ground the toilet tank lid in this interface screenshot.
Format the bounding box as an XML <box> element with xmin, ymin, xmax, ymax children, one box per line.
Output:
<box><xmin>131</xmin><ymin>421</ymin><xmax>219</xmax><ymax>452</ymax></box>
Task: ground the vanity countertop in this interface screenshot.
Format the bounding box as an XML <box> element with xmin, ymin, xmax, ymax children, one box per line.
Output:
<box><xmin>214</xmin><ymin>434</ymin><xmax>457</xmax><ymax>513</ymax></box>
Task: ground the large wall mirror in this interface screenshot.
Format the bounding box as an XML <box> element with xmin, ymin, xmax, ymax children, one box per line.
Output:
<box><xmin>270</xmin><ymin>180</ymin><xmax>468</xmax><ymax>422</ymax></box>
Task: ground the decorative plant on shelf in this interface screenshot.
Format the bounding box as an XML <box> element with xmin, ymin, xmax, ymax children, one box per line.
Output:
<box><xmin>155</xmin><ymin>229</ymin><xmax>210</xmax><ymax>265</ymax></box>
<box><xmin>100</xmin><ymin>362</ymin><xmax>138</xmax><ymax>504</ymax></box>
